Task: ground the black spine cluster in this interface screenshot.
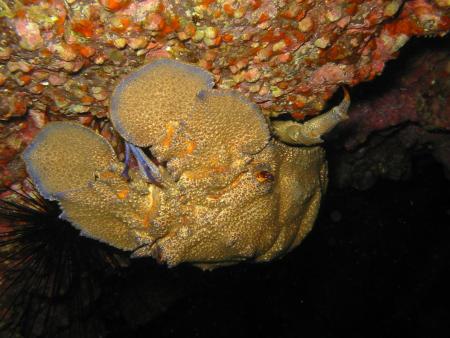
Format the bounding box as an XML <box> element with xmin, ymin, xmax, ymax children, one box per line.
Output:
<box><xmin>0</xmin><ymin>182</ymin><xmax>129</xmax><ymax>337</ymax></box>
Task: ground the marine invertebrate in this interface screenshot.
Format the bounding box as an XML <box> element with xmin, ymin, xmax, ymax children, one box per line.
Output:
<box><xmin>0</xmin><ymin>182</ymin><xmax>128</xmax><ymax>336</ymax></box>
<box><xmin>22</xmin><ymin>59</ymin><xmax>348</xmax><ymax>269</ymax></box>
<box><xmin>273</xmin><ymin>87</ymin><xmax>351</xmax><ymax>145</ymax></box>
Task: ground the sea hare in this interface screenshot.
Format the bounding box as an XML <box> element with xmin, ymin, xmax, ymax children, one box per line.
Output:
<box><xmin>22</xmin><ymin>59</ymin><xmax>343</xmax><ymax>269</ymax></box>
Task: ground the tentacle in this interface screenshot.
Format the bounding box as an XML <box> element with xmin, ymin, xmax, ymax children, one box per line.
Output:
<box><xmin>272</xmin><ymin>87</ymin><xmax>350</xmax><ymax>146</ymax></box>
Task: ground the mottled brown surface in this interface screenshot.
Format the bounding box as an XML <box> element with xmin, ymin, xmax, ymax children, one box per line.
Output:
<box><xmin>1</xmin><ymin>0</ymin><xmax>449</xmax><ymax>187</ymax></box>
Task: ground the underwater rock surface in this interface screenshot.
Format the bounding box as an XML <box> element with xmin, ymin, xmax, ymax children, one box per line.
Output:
<box><xmin>327</xmin><ymin>38</ymin><xmax>450</xmax><ymax>189</ymax></box>
<box><xmin>0</xmin><ymin>0</ymin><xmax>449</xmax><ymax>187</ymax></box>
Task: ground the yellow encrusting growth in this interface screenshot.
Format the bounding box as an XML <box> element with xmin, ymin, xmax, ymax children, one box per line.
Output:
<box><xmin>185</xmin><ymin>140</ymin><xmax>196</xmax><ymax>155</ymax></box>
<box><xmin>162</xmin><ymin>123</ymin><xmax>176</xmax><ymax>148</ymax></box>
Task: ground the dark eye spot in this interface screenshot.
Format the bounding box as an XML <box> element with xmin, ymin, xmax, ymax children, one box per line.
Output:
<box><xmin>255</xmin><ymin>170</ymin><xmax>274</xmax><ymax>183</ymax></box>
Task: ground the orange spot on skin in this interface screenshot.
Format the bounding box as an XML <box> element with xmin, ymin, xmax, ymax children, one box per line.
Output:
<box><xmin>186</xmin><ymin>141</ymin><xmax>196</xmax><ymax>154</ymax></box>
<box><xmin>142</xmin><ymin>212</ymin><xmax>151</xmax><ymax>227</ymax></box>
<box><xmin>99</xmin><ymin>172</ymin><xmax>116</xmax><ymax>179</ymax></box>
<box><xmin>281</xmin><ymin>7</ymin><xmax>302</xmax><ymax>20</ymax></box>
<box><xmin>162</xmin><ymin>124</ymin><xmax>175</xmax><ymax>148</ymax></box>
<box><xmin>116</xmin><ymin>189</ymin><xmax>129</xmax><ymax>199</ymax></box>
<box><xmin>211</xmin><ymin>166</ymin><xmax>227</xmax><ymax>174</ymax></box>
<box><xmin>173</xmin><ymin>140</ymin><xmax>197</xmax><ymax>158</ymax></box>
<box><xmin>183</xmin><ymin>167</ymin><xmax>223</xmax><ymax>180</ymax></box>
<box><xmin>204</xmin><ymin>51</ymin><xmax>217</xmax><ymax>62</ymax></box>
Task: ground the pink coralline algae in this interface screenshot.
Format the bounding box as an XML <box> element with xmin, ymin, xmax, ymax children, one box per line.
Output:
<box><xmin>0</xmin><ymin>0</ymin><xmax>449</xmax><ymax>188</ymax></box>
<box><xmin>328</xmin><ymin>40</ymin><xmax>450</xmax><ymax>189</ymax></box>
<box><xmin>344</xmin><ymin>46</ymin><xmax>450</xmax><ymax>150</ymax></box>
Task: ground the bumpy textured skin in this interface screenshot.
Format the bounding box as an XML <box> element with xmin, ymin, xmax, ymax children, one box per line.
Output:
<box><xmin>145</xmin><ymin>141</ymin><xmax>327</xmax><ymax>268</ymax></box>
<box><xmin>110</xmin><ymin>59</ymin><xmax>215</xmax><ymax>148</ymax></box>
<box><xmin>22</xmin><ymin>122</ymin><xmax>153</xmax><ymax>250</ymax></box>
<box><xmin>22</xmin><ymin>122</ymin><xmax>118</xmax><ymax>199</ymax></box>
<box><xmin>22</xmin><ymin>59</ymin><xmax>328</xmax><ymax>269</ymax></box>
<box><xmin>56</xmin><ymin>165</ymin><xmax>160</xmax><ymax>251</ymax></box>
